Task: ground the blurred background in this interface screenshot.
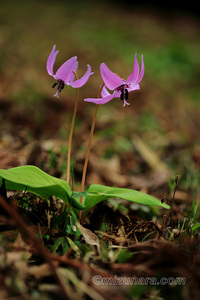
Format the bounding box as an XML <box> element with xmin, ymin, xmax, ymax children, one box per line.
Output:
<box><xmin>0</xmin><ymin>0</ymin><xmax>199</xmax><ymax>200</ymax></box>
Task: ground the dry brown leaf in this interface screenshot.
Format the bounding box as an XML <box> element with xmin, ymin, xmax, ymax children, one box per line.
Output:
<box><xmin>76</xmin><ymin>223</ymin><xmax>100</xmax><ymax>248</ymax></box>
<box><xmin>133</xmin><ymin>135</ymin><xmax>170</xmax><ymax>174</ymax></box>
<box><xmin>13</xmin><ymin>232</ymin><xmax>30</xmax><ymax>250</ymax></box>
<box><xmin>88</xmin><ymin>154</ymin><xmax>128</xmax><ymax>187</ymax></box>
<box><xmin>28</xmin><ymin>263</ymin><xmax>53</xmax><ymax>279</ymax></box>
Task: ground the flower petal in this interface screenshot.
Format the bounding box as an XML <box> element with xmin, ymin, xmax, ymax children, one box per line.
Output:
<box><xmin>46</xmin><ymin>45</ymin><xmax>59</xmax><ymax>76</ymax></box>
<box><xmin>127</xmin><ymin>53</ymin><xmax>139</xmax><ymax>84</ymax></box>
<box><xmin>84</xmin><ymin>93</ymin><xmax>114</xmax><ymax>105</ymax></box>
<box><xmin>101</xmin><ymin>85</ymin><xmax>111</xmax><ymax>97</ymax></box>
<box><xmin>128</xmin><ymin>83</ymin><xmax>140</xmax><ymax>92</ymax></box>
<box><xmin>55</xmin><ymin>56</ymin><xmax>77</xmax><ymax>82</ymax></box>
<box><xmin>67</xmin><ymin>61</ymin><xmax>78</xmax><ymax>84</ymax></box>
<box><xmin>70</xmin><ymin>65</ymin><xmax>93</xmax><ymax>88</ymax></box>
<box><xmin>100</xmin><ymin>63</ymin><xmax>124</xmax><ymax>90</ymax></box>
<box><xmin>135</xmin><ymin>54</ymin><xmax>144</xmax><ymax>84</ymax></box>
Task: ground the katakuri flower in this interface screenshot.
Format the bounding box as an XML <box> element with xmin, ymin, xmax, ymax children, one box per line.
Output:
<box><xmin>84</xmin><ymin>54</ymin><xmax>144</xmax><ymax>106</ymax></box>
<box><xmin>47</xmin><ymin>45</ymin><xmax>93</xmax><ymax>98</ymax></box>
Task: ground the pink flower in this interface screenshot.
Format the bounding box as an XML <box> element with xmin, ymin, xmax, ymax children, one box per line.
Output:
<box><xmin>47</xmin><ymin>45</ymin><xmax>93</xmax><ymax>98</ymax></box>
<box><xmin>84</xmin><ymin>54</ymin><xmax>144</xmax><ymax>106</ymax></box>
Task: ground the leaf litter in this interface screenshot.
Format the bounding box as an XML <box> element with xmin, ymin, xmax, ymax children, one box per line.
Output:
<box><xmin>0</xmin><ymin>95</ymin><xmax>200</xmax><ymax>299</ymax></box>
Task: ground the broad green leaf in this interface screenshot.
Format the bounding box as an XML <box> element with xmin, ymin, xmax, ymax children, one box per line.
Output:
<box><xmin>0</xmin><ymin>165</ymin><xmax>84</xmax><ymax>210</ymax></box>
<box><xmin>82</xmin><ymin>184</ymin><xmax>170</xmax><ymax>217</ymax></box>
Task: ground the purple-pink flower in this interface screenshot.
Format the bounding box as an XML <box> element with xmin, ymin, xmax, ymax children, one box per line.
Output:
<box><xmin>47</xmin><ymin>45</ymin><xmax>93</xmax><ymax>98</ymax></box>
<box><xmin>84</xmin><ymin>54</ymin><xmax>144</xmax><ymax>106</ymax></box>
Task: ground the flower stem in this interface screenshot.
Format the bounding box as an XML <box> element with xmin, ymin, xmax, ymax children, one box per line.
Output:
<box><xmin>66</xmin><ymin>71</ymin><xmax>79</xmax><ymax>184</ymax></box>
<box><xmin>80</xmin><ymin>83</ymin><xmax>105</xmax><ymax>204</ymax></box>
<box><xmin>62</xmin><ymin>71</ymin><xmax>79</xmax><ymax>214</ymax></box>
<box><xmin>80</xmin><ymin>103</ymin><xmax>98</xmax><ymax>197</ymax></box>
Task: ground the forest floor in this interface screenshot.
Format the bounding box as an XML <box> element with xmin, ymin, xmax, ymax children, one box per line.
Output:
<box><xmin>0</xmin><ymin>1</ymin><xmax>200</xmax><ymax>299</ymax></box>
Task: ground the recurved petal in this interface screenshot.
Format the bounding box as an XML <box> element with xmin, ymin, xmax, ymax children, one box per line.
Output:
<box><xmin>100</xmin><ymin>63</ymin><xmax>124</xmax><ymax>90</ymax></box>
<box><xmin>46</xmin><ymin>45</ymin><xmax>59</xmax><ymax>76</ymax></box>
<box><xmin>127</xmin><ymin>53</ymin><xmax>139</xmax><ymax>84</ymax></box>
<box><xmin>135</xmin><ymin>54</ymin><xmax>144</xmax><ymax>84</ymax></box>
<box><xmin>84</xmin><ymin>93</ymin><xmax>114</xmax><ymax>105</ymax></box>
<box><xmin>70</xmin><ymin>65</ymin><xmax>93</xmax><ymax>88</ymax></box>
<box><xmin>55</xmin><ymin>56</ymin><xmax>77</xmax><ymax>83</ymax></box>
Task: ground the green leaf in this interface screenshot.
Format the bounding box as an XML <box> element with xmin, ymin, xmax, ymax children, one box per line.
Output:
<box><xmin>49</xmin><ymin>237</ymin><xmax>69</xmax><ymax>254</ymax></box>
<box><xmin>192</xmin><ymin>223</ymin><xmax>200</xmax><ymax>233</ymax></box>
<box><xmin>66</xmin><ymin>237</ymin><xmax>81</xmax><ymax>256</ymax></box>
<box><xmin>82</xmin><ymin>184</ymin><xmax>170</xmax><ymax>217</ymax></box>
<box><xmin>0</xmin><ymin>165</ymin><xmax>85</xmax><ymax>210</ymax></box>
<box><xmin>117</xmin><ymin>248</ymin><xmax>133</xmax><ymax>263</ymax></box>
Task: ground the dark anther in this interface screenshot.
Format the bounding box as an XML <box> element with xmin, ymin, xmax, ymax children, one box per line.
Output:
<box><xmin>120</xmin><ymin>87</ymin><xmax>124</xmax><ymax>101</ymax></box>
<box><xmin>60</xmin><ymin>82</ymin><xmax>64</xmax><ymax>90</ymax></box>
<box><xmin>52</xmin><ymin>81</ymin><xmax>59</xmax><ymax>89</ymax></box>
<box><xmin>58</xmin><ymin>81</ymin><xmax>64</xmax><ymax>92</ymax></box>
<box><xmin>125</xmin><ymin>89</ymin><xmax>129</xmax><ymax>100</ymax></box>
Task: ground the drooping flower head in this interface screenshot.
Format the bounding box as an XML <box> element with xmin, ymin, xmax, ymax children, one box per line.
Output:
<box><xmin>47</xmin><ymin>45</ymin><xmax>93</xmax><ymax>97</ymax></box>
<box><xmin>84</xmin><ymin>54</ymin><xmax>144</xmax><ymax>106</ymax></box>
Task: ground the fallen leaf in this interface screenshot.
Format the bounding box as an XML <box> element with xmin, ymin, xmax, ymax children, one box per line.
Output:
<box><xmin>76</xmin><ymin>223</ymin><xmax>100</xmax><ymax>247</ymax></box>
<box><xmin>132</xmin><ymin>135</ymin><xmax>170</xmax><ymax>174</ymax></box>
<box><xmin>28</xmin><ymin>263</ymin><xmax>53</xmax><ymax>279</ymax></box>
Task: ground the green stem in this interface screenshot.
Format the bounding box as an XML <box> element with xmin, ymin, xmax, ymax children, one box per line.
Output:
<box><xmin>62</xmin><ymin>71</ymin><xmax>79</xmax><ymax>213</ymax></box>
<box><xmin>170</xmin><ymin>175</ymin><xmax>179</xmax><ymax>230</ymax></box>
<box><xmin>66</xmin><ymin>71</ymin><xmax>79</xmax><ymax>184</ymax></box>
<box><xmin>79</xmin><ymin>83</ymin><xmax>105</xmax><ymax>222</ymax></box>
<box><xmin>80</xmin><ymin>103</ymin><xmax>99</xmax><ymax>197</ymax></box>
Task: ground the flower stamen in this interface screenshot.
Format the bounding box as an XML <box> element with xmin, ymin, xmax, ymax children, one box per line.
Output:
<box><xmin>52</xmin><ymin>80</ymin><xmax>65</xmax><ymax>98</ymax></box>
<box><xmin>52</xmin><ymin>81</ymin><xmax>59</xmax><ymax>88</ymax></box>
<box><xmin>125</xmin><ymin>88</ymin><xmax>129</xmax><ymax>100</ymax></box>
<box><xmin>120</xmin><ymin>86</ymin><xmax>129</xmax><ymax>106</ymax></box>
<box><xmin>120</xmin><ymin>87</ymin><xmax>124</xmax><ymax>101</ymax></box>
